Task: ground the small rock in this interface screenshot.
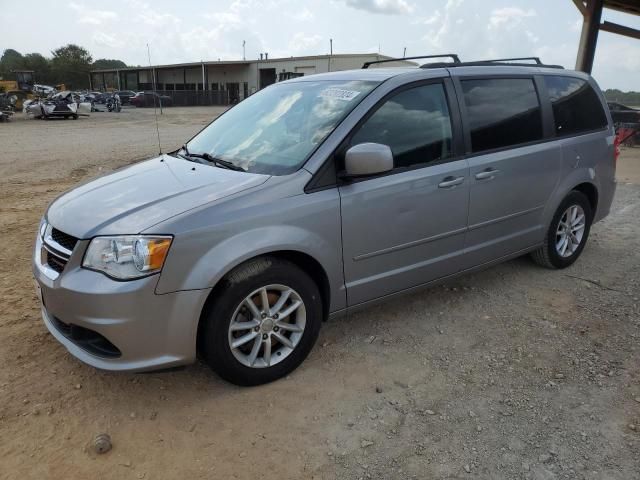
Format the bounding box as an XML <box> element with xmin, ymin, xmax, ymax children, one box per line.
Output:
<box><xmin>23</xmin><ymin>399</ymin><xmax>30</xmax><ymax>405</ymax></box>
<box><xmin>361</xmin><ymin>440</ymin><xmax>374</xmax><ymax>448</ymax></box>
<box><xmin>463</xmin><ymin>464</ymin><xmax>471</xmax><ymax>473</ymax></box>
<box><xmin>424</xmin><ymin>409</ymin><xmax>436</xmax><ymax>415</ymax></box>
<box><xmin>476</xmin><ymin>425</ymin><xmax>483</xmax><ymax>432</ymax></box>
<box><xmin>129</xmin><ymin>412</ymin><xmax>136</xmax><ymax>419</ymax></box>
<box><xmin>522</xmin><ymin>462</ymin><xmax>530</xmax><ymax>472</ymax></box>
<box><xmin>322</xmin><ymin>341</ymin><xmax>329</xmax><ymax>347</ymax></box>
<box><xmin>136</xmin><ymin>473</ymin><xmax>146</xmax><ymax>479</ymax></box>
<box><xmin>394</xmin><ymin>380</ymin><xmax>409</xmax><ymax>389</ymax></box>
<box><xmin>74</xmin><ymin>384</ymin><xmax>82</xmax><ymax>390</ymax></box>
<box><xmin>468</xmin><ymin>410</ymin><xmax>476</xmax><ymax>418</ymax></box>
<box><xmin>538</xmin><ymin>453</ymin><xmax>553</xmax><ymax>464</ymax></box>
<box><xmin>375</xmin><ymin>386</ymin><xmax>383</xmax><ymax>394</ymax></box>
<box><xmin>239</xmin><ymin>452</ymin><xmax>247</xmax><ymax>458</ymax></box>
<box><xmin>149</xmin><ymin>411</ymin><xmax>157</xmax><ymax>420</ymax></box>
<box><xmin>629</xmin><ymin>424</ymin><xmax>636</xmax><ymax>431</ymax></box>
<box><xmin>93</xmin><ymin>433</ymin><xmax>112</xmax><ymax>454</ymax></box>
<box><xmin>554</xmin><ymin>373</ymin><xmax>564</xmax><ymax>379</ymax></box>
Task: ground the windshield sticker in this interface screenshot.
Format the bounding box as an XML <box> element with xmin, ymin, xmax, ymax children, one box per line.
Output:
<box><xmin>319</xmin><ymin>88</ymin><xmax>361</xmax><ymax>101</ymax></box>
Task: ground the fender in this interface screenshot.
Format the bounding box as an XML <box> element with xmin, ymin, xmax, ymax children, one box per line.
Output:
<box><xmin>153</xmin><ymin>187</ymin><xmax>346</xmax><ymax>313</ymax></box>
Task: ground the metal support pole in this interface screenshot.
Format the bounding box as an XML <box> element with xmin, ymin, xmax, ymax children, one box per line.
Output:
<box><xmin>575</xmin><ymin>0</ymin><xmax>604</xmax><ymax>73</ymax></box>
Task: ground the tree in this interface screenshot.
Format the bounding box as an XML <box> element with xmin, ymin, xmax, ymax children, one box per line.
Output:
<box><xmin>51</xmin><ymin>44</ymin><xmax>93</xmax><ymax>89</ymax></box>
<box><xmin>0</xmin><ymin>49</ymin><xmax>25</xmax><ymax>79</ymax></box>
<box><xmin>92</xmin><ymin>59</ymin><xmax>127</xmax><ymax>70</ymax></box>
<box><xmin>23</xmin><ymin>53</ymin><xmax>53</xmax><ymax>84</ymax></box>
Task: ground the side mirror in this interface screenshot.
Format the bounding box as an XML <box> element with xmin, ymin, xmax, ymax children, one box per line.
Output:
<box><xmin>344</xmin><ymin>143</ymin><xmax>394</xmax><ymax>177</ymax></box>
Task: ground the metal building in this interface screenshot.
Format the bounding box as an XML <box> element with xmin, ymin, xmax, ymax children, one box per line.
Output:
<box><xmin>89</xmin><ymin>53</ymin><xmax>414</xmax><ymax>106</ymax></box>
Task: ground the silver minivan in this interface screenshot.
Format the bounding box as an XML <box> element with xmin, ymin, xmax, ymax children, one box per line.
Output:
<box><xmin>33</xmin><ymin>58</ymin><xmax>616</xmax><ymax>385</ymax></box>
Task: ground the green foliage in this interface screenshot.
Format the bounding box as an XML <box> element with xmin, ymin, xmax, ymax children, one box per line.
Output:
<box><xmin>0</xmin><ymin>49</ymin><xmax>24</xmax><ymax>79</ymax></box>
<box><xmin>92</xmin><ymin>59</ymin><xmax>127</xmax><ymax>70</ymax></box>
<box><xmin>23</xmin><ymin>53</ymin><xmax>53</xmax><ymax>84</ymax></box>
<box><xmin>0</xmin><ymin>46</ymin><xmax>127</xmax><ymax>90</ymax></box>
<box><xmin>604</xmin><ymin>89</ymin><xmax>640</xmax><ymax>106</ymax></box>
<box><xmin>51</xmin><ymin>44</ymin><xmax>93</xmax><ymax>89</ymax></box>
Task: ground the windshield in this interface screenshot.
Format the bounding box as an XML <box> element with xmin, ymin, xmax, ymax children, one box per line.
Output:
<box><xmin>186</xmin><ymin>80</ymin><xmax>378</xmax><ymax>175</ymax></box>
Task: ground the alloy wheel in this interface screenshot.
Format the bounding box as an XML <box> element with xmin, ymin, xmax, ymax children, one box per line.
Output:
<box><xmin>227</xmin><ymin>284</ymin><xmax>306</xmax><ymax>368</ymax></box>
<box><xmin>555</xmin><ymin>205</ymin><xmax>586</xmax><ymax>258</ymax></box>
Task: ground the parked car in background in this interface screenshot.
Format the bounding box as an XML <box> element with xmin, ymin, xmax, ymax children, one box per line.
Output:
<box><xmin>33</xmin><ymin>58</ymin><xmax>616</xmax><ymax>386</ymax></box>
<box><xmin>93</xmin><ymin>92</ymin><xmax>111</xmax><ymax>104</ymax></box>
<box><xmin>607</xmin><ymin>102</ymin><xmax>640</xmax><ymax>124</ymax></box>
<box><xmin>114</xmin><ymin>90</ymin><xmax>136</xmax><ymax>105</ymax></box>
<box><xmin>130</xmin><ymin>91</ymin><xmax>173</xmax><ymax>108</ymax></box>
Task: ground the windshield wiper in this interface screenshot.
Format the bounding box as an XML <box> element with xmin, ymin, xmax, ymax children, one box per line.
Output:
<box><xmin>180</xmin><ymin>144</ymin><xmax>246</xmax><ymax>171</ymax></box>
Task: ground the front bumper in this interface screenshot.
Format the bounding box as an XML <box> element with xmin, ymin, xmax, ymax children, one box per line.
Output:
<box><xmin>33</xmin><ymin>234</ymin><xmax>211</xmax><ymax>372</ymax></box>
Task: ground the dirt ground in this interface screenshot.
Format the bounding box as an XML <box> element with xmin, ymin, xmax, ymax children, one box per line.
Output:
<box><xmin>1</xmin><ymin>107</ymin><xmax>639</xmax><ymax>480</ymax></box>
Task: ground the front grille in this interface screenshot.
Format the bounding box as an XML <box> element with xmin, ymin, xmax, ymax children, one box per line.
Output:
<box><xmin>50</xmin><ymin>315</ymin><xmax>122</xmax><ymax>358</ymax></box>
<box><xmin>51</xmin><ymin>228</ymin><xmax>78</xmax><ymax>251</ymax></box>
<box><xmin>46</xmin><ymin>252</ymin><xmax>66</xmax><ymax>273</ymax></box>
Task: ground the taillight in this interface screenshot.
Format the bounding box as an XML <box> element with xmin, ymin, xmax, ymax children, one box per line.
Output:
<box><xmin>613</xmin><ymin>133</ymin><xmax>620</xmax><ymax>170</ymax></box>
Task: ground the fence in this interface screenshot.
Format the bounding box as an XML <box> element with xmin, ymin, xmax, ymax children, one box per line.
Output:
<box><xmin>153</xmin><ymin>90</ymin><xmax>237</xmax><ymax>107</ymax></box>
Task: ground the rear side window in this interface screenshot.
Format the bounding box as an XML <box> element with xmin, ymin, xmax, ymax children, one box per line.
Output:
<box><xmin>544</xmin><ymin>76</ymin><xmax>607</xmax><ymax>136</ymax></box>
<box><xmin>351</xmin><ymin>83</ymin><xmax>452</xmax><ymax>169</ymax></box>
<box><xmin>461</xmin><ymin>78</ymin><xmax>543</xmax><ymax>153</ymax></box>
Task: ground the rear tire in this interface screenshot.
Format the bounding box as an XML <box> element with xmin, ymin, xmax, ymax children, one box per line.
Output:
<box><xmin>200</xmin><ymin>257</ymin><xmax>322</xmax><ymax>386</ymax></box>
<box><xmin>531</xmin><ymin>191</ymin><xmax>593</xmax><ymax>269</ymax></box>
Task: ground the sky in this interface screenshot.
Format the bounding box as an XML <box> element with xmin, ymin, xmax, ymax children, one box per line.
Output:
<box><xmin>2</xmin><ymin>0</ymin><xmax>640</xmax><ymax>90</ymax></box>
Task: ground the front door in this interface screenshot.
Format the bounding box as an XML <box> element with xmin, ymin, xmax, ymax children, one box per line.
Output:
<box><xmin>455</xmin><ymin>76</ymin><xmax>562</xmax><ymax>266</ymax></box>
<box><xmin>339</xmin><ymin>81</ymin><xmax>469</xmax><ymax>306</ymax></box>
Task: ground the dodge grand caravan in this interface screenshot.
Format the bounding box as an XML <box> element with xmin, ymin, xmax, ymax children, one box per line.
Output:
<box><xmin>33</xmin><ymin>56</ymin><xmax>616</xmax><ymax>386</ymax></box>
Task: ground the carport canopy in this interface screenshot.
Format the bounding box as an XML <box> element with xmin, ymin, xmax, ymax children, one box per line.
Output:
<box><xmin>574</xmin><ymin>0</ymin><xmax>640</xmax><ymax>73</ymax></box>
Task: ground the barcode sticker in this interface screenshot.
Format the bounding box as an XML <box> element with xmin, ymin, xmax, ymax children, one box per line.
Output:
<box><xmin>319</xmin><ymin>88</ymin><xmax>361</xmax><ymax>101</ymax></box>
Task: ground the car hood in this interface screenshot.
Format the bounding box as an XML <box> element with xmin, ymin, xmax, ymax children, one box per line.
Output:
<box><xmin>46</xmin><ymin>154</ymin><xmax>269</xmax><ymax>238</ymax></box>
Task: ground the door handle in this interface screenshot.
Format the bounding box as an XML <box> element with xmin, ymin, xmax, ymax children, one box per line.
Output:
<box><xmin>475</xmin><ymin>168</ymin><xmax>500</xmax><ymax>180</ymax></box>
<box><xmin>438</xmin><ymin>176</ymin><xmax>465</xmax><ymax>188</ymax></box>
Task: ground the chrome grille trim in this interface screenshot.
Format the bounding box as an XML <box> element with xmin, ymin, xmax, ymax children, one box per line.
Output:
<box><xmin>43</xmin><ymin>224</ymin><xmax>75</xmax><ymax>257</ymax></box>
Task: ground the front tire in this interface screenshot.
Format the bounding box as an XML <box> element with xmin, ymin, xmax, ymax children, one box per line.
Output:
<box><xmin>200</xmin><ymin>257</ymin><xmax>322</xmax><ymax>386</ymax></box>
<box><xmin>531</xmin><ymin>191</ymin><xmax>593</xmax><ymax>269</ymax></box>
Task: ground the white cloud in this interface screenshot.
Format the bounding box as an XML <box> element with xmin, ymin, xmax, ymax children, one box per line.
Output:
<box><xmin>344</xmin><ymin>0</ymin><xmax>413</xmax><ymax>15</ymax></box>
<box><xmin>414</xmin><ymin>10</ymin><xmax>441</xmax><ymax>25</ymax></box>
<box><xmin>92</xmin><ymin>32</ymin><xmax>124</xmax><ymax>48</ymax></box>
<box><xmin>288</xmin><ymin>32</ymin><xmax>323</xmax><ymax>54</ymax></box>
<box><xmin>488</xmin><ymin>7</ymin><xmax>536</xmax><ymax>30</ymax></box>
<box><xmin>68</xmin><ymin>2</ymin><xmax>117</xmax><ymax>25</ymax></box>
<box><xmin>289</xmin><ymin>8</ymin><xmax>314</xmax><ymax>21</ymax></box>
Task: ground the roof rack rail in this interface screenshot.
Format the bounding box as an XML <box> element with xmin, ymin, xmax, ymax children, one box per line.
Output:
<box><xmin>420</xmin><ymin>56</ymin><xmax>564</xmax><ymax>70</ymax></box>
<box><xmin>482</xmin><ymin>56</ymin><xmax>543</xmax><ymax>64</ymax></box>
<box><xmin>362</xmin><ymin>54</ymin><xmax>461</xmax><ymax>69</ymax></box>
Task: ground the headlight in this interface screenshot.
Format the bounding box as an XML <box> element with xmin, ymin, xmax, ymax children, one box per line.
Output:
<box><xmin>82</xmin><ymin>236</ymin><xmax>172</xmax><ymax>280</ymax></box>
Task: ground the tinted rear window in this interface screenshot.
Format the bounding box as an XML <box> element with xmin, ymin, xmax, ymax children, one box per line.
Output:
<box><xmin>544</xmin><ymin>76</ymin><xmax>607</xmax><ymax>136</ymax></box>
<box><xmin>462</xmin><ymin>78</ymin><xmax>543</xmax><ymax>153</ymax></box>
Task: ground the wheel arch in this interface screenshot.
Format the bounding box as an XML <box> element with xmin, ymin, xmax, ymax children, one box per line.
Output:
<box><xmin>572</xmin><ymin>182</ymin><xmax>599</xmax><ymax>215</ymax></box>
<box><xmin>196</xmin><ymin>250</ymin><xmax>332</xmax><ymax>354</ymax></box>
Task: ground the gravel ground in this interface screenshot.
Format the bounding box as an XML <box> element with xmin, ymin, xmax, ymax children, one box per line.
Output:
<box><xmin>0</xmin><ymin>108</ymin><xmax>639</xmax><ymax>480</ymax></box>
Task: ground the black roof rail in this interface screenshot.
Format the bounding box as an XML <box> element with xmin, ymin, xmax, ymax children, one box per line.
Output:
<box><xmin>420</xmin><ymin>57</ymin><xmax>564</xmax><ymax>70</ymax></box>
<box><xmin>362</xmin><ymin>54</ymin><xmax>461</xmax><ymax>69</ymax></box>
<box><xmin>481</xmin><ymin>56</ymin><xmax>543</xmax><ymax>64</ymax></box>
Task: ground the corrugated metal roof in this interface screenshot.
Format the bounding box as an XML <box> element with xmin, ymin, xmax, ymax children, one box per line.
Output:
<box><xmin>90</xmin><ymin>53</ymin><xmax>395</xmax><ymax>73</ymax></box>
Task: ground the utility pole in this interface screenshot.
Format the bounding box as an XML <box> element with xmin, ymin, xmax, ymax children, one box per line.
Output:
<box><xmin>242</xmin><ymin>40</ymin><xmax>246</xmax><ymax>61</ymax></box>
<box><xmin>329</xmin><ymin>38</ymin><xmax>333</xmax><ymax>72</ymax></box>
<box><xmin>403</xmin><ymin>47</ymin><xmax>406</xmax><ymax>58</ymax></box>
